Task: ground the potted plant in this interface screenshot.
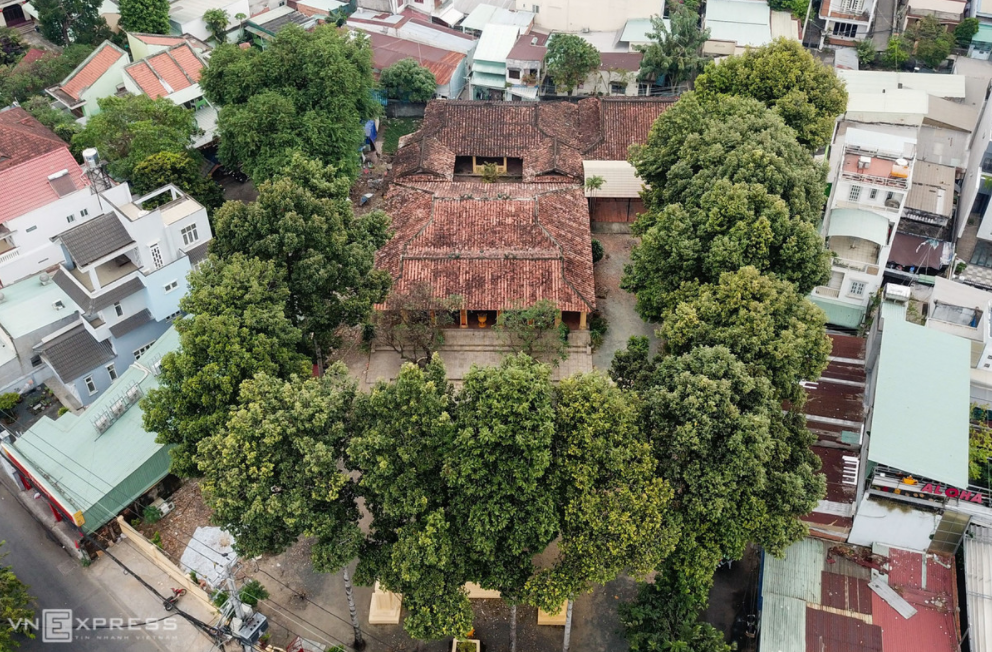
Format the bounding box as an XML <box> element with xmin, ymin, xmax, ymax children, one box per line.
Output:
<box><xmin>522</xmin><ymin>72</ymin><xmax>537</xmax><ymax>86</ymax></box>
<box><xmin>451</xmin><ymin>628</ymin><xmax>480</xmax><ymax>652</ymax></box>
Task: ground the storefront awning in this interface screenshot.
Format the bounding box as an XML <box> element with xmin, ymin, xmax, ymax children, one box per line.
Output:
<box><xmin>887</xmin><ymin>232</ymin><xmax>953</xmax><ymax>270</ymax></box>
<box><xmin>827</xmin><ymin>208</ymin><xmax>890</xmax><ymax>246</ymax></box>
<box><xmin>471</xmin><ymin>70</ymin><xmax>507</xmax><ymax>89</ymax></box>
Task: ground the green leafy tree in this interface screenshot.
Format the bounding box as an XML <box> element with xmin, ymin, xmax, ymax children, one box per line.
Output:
<box><xmin>658</xmin><ymin>266</ymin><xmax>831</xmax><ymax>401</ymax></box>
<box><xmin>238</xmin><ymin>579</ymin><xmax>269</xmax><ymax>608</ymax></box>
<box><xmin>210</xmin><ymin>154</ymin><xmax>392</xmax><ymax>353</ymax></box>
<box><xmin>201</xmin><ymin>27</ymin><xmax>380</xmax><ymax>181</ymax></box>
<box><xmin>629</xmin><ymin>92</ymin><xmax>827</xmax><ymax>224</ymax></box>
<box><xmin>141</xmin><ymin>255</ymin><xmax>310</xmax><ymax>476</ymax></box>
<box><xmin>34</xmin><ymin>0</ymin><xmax>110</xmax><ymax>45</ymax></box>
<box><xmin>21</xmin><ymin>96</ymin><xmax>81</xmax><ymax>145</ymax></box>
<box><xmin>0</xmin><ymin>44</ymin><xmax>92</xmax><ymax>105</ymax></box>
<box><xmin>955</xmin><ymin>17</ymin><xmax>980</xmax><ymax>47</ymax></box>
<box><xmin>72</xmin><ymin>95</ymin><xmax>199</xmax><ymax>181</ymax></box>
<box><xmin>608</xmin><ymin>335</ymin><xmax>658</xmax><ymax>392</ymax></box>
<box><xmin>202</xmin><ymin>8</ymin><xmax>229</xmax><ymax>43</ymax></box>
<box><xmin>882</xmin><ymin>35</ymin><xmax>911</xmax><ymax>69</ymax></box>
<box><xmin>694</xmin><ymin>38</ymin><xmax>848</xmax><ymax>150</ymax></box>
<box><xmin>636</xmin><ymin>5</ymin><xmax>710</xmax><ymax>87</ymax></box>
<box><xmin>908</xmin><ymin>15</ymin><xmax>955</xmax><ymax>69</ymax></box>
<box><xmin>118</xmin><ymin>0</ymin><xmax>170</xmax><ymax>34</ymax></box>
<box><xmin>856</xmin><ymin>38</ymin><xmax>877</xmax><ymax>67</ymax></box>
<box><xmin>131</xmin><ymin>150</ymin><xmax>224</xmax><ymax>212</ymax></box>
<box><xmin>544</xmin><ymin>33</ymin><xmax>600</xmax><ymax>95</ymax></box>
<box><xmin>620</xmin><ymin>564</ymin><xmax>731</xmax><ymax>652</ymax></box>
<box><xmin>0</xmin><ymin>28</ymin><xmax>25</xmax><ymax>66</ymax></box>
<box><xmin>349</xmin><ymin>359</ymin><xmax>473</xmax><ymax>640</ymax></box>
<box><xmin>525</xmin><ymin>372</ymin><xmax>678</xmax><ymax>627</ymax></box>
<box><xmin>0</xmin><ymin>542</ymin><xmax>34</xmax><ymax>650</ymax></box>
<box><xmin>768</xmin><ymin>0</ymin><xmax>809</xmax><ymax>17</ymax></box>
<box><xmin>494</xmin><ymin>300</ymin><xmax>569</xmax><ymax>365</ymax></box>
<box><xmin>624</xmin><ymin>180</ymin><xmax>830</xmax><ymax>318</ymax></box>
<box><xmin>379</xmin><ymin>57</ymin><xmax>437</xmax><ymax>102</ymax></box>
<box><xmin>639</xmin><ymin>345</ymin><xmax>823</xmax><ymax>586</ymax></box>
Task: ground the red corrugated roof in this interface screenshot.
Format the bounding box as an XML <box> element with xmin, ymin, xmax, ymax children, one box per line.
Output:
<box><xmin>806</xmin><ymin>607</ymin><xmax>882</xmax><ymax>652</ymax></box>
<box><xmin>0</xmin><ymin>107</ymin><xmax>67</xmax><ymax>172</ymax></box>
<box><xmin>59</xmin><ymin>42</ymin><xmax>126</xmax><ymax>102</ymax></box>
<box><xmin>369</xmin><ymin>32</ymin><xmax>464</xmax><ymax>86</ymax></box>
<box><xmin>872</xmin><ymin>548</ymin><xmax>958</xmax><ymax>652</ymax></box>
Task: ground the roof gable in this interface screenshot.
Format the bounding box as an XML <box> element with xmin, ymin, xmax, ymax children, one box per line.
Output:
<box><xmin>57</xmin><ymin>41</ymin><xmax>128</xmax><ymax>102</ymax></box>
<box><xmin>125</xmin><ymin>43</ymin><xmax>204</xmax><ymax>99</ymax></box>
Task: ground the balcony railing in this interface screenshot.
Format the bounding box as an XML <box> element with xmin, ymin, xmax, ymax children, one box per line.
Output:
<box><xmin>0</xmin><ymin>248</ymin><xmax>20</xmax><ymax>266</ymax></box>
<box><xmin>833</xmin><ymin>200</ymin><xmax>902</xmax><ymax>215</ymax></box>
<box><xmin>832</xmin><ymin>257</ymin><xmax>880</xmax><ymax>275</ymax></box>
<box><xmin>814</xmin><ymin>286</ymin><xmax>841</xmax><ymax>298</ymax></box>
<box><xmin>841</xmin><ymin>170</ymin><xmax>909</xmax><ymax>190</ymax></box>
<box><xmin>869</xmin><ymin>463</ymin><xmax>992</xmax><ymax>511</ymax></box>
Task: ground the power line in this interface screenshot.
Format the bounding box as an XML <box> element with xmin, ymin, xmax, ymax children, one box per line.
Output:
<box><xmin>256</xmin><ymin>594</ymin><xmax>357</xmax><ymax>652</ymax></box>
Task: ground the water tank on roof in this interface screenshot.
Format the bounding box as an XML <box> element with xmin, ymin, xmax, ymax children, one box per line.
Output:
<box><xmin>82</xmin><ymin>148</ymin><xmax>100</xmax><ymax>171</ymax></box>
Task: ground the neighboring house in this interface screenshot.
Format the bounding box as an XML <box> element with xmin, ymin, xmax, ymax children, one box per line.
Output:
<box><xmin>0</xmin><ymin>107</ymin><xmax>133</xmax><ymax>286</ymax></box>
<box><xmin>348</xmin><ymin>8</ymin><xmax>479</xmax><ymax>56</ymax></box>
<box><xmin>0</xmin><ymin>327</ymin><xmax>180</xmax><ymax>555</ymax></box>
<box><xmin>359</xmin><ymin>0</ymin><xmax>514</xmax><ymax>27</ymax></box>
<box><xmin>505</xmin><ymin>31</ymin><xmax>547</xmax><ymax>101</ymax></box>
<box><xmin>460</xmin><ymin>3</ymin><xmax>534</xmax><ymax>35</ymax></box>
<box><xmin>245</xmin><ymin>6</ymin><xmax>318</xmax><ymax>46</ymax></box>
<box><xmin>924</xmin><ymin>276</ymin><xmax>992</xmax><ymax>369</ymax></box>
<box><xmin>811</xmin><ymin>127</ymin><xmax>917</xmax><ymax>328</ymax></box>
<box><xmin>47</xmin><ymin>39</ymin><xmax>218</xmax><ymax>147</ymax></box>
<box><xmin>0</xmin><ymin>0</ymin><xmax>33</xmax><ymax>29</ymax></box>
<box><xmin>126</xmin><ymin>32</ymin><xmax>212</xmax><ymax>60</ymax></box>
<box><xmin>168</xmin><ymin>0</ymin><xmax>250</xmax><ymax>42</ymax></box>
<box><xmin>290</xmin><ymin>0</ymin><xmax>347</xmax><ymax>19</ymax></box>
<box><xmin>704</xmin><ymin>0</ymin><xmax>800</xmax><ymax>56</ymax></box>
<box><xmin>368</xmin><ymin>32</ymin><xmax>468</xmax><ymax>99</ymax></box>
<box><xmin>46</xmin><ymin>41</ymin><xmax>129</xmax><ymax>118</ymax></box>
<box><xmin>903</xmin><ymin>0</ymin><xmax>966</xmax><ymax>31</ymax></box>
<box><xmin>48</xmin><ymin>184</ymin><xmax>211</xmax><ymax>404</ymax></box>
<box><xmin>969</xmin><ymin>22</ymin><xmax>992</xmax><ymax>60</ymax></box>
<box><xmin>885</xmin><ymin>161</ymin><xmax>955</xmax><ymax>279</ymax></box>
<box><xmin>470</xmin><ymin>23</ymin><xmax>521</xmax><ymax>100</ymax></box>
<box><xmin>379</xmin><ymin>98</ymin><xmax>672</xmax><ymax>330</ymax></box>
<box><xmin>617</xmin><ymin>16</ymin><xmax>667</xmax><ymax>51</ymax></box>
<box><xmin>513</xmin><ymin>0</ymin><xmax>664</xmax><ymax>33</ymax></box>
<box><xmin>820</xmin><ymin>0</ymin><xmax>878</xmax><ymax>44</ymax></box>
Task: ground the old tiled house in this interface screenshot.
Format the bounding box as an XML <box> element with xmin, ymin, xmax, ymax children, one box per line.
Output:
<box><xmin>377</xmin><ymin>98</ymin><xmax>672</xmax><ymax>329</ymax></box>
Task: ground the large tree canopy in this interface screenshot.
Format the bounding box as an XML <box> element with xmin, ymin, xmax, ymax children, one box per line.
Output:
<box><xmin>141</xmin><ymin>255</ymin><xmax>310</xmax><ymax>476</ymax></box>
<box><xmin>630</xmin><ymin>92</ymin><xmax>827</xmax><ymax>224</ymax></box>
<box><xmin>636</xmin><ymin>5</ymin><xmax>709</xmax><ymax>87</ymax></box>
<box><xmin>201</xmin><ymin>26</ymin><xmax>380</xmax><ymax>181</ymax></box>
<box><xmin>544</xmin><ymin>33</ymin><xmax>600</xmax><ymax>95</ymax></box>
<box><xmin>623</xmin><ymin>179</ymin><xmax>830</xmax><ymax>318</ymax></box>
<box><xmin>34</xmin><ymin>0</ymin><xmax>110</xmax><ymax>46</ymax></box>
<box><xmin>658</xmin><ymin>266</ymin><xmax>831</xmax><ymax>401</ymax></box>
<box><xmin>694</xmin><ymin>38</ymin><xmax>848</xmax><ymax>150</ymax></box>
<box><xmin>198</xmin><ymin>369</ymin><xmax>360</xmax><ymax>561</ymax></box>
<box><xmin>636</xmin><ymin>345</ymin><xmax>823</xmax><ymax>585</ymax></box>
<box><xmin>0</xmin><ymin>542</ymin><xmax>33</xmax><ymax>651</ymax></box>
<box><xmin>210</xmin><ymin>154</ymin><xmax>391</xmax><ymax>352</ymax></box>
<box><xmin>131</xmin><ymin>150</ymin><xmax>224</xmax><ymax>212</ymax></box>
<box><xmin>118</xmin><ymin>0</ymin><xmax>170</xmax><ymax>34</ymax></box>
<box><xmin>0</xmin><ymin>44</ymin><xmax>93</xmax><ymax>106</ymax></box>
<box><xmin>379</xmin><ymin>58</ymin><xmax>437</xmax><ymax>102</ymax></box>
<box><xmin>72</xmin><ymin>95</ymin><xmax>199</xmax><ymax>181</ymax></box>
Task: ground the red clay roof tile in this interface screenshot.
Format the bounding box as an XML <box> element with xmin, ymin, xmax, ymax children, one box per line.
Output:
<box><xmin>59</xmin><ymin>42</ymin><xmax>126</xmax><ymax>102</ymax></box>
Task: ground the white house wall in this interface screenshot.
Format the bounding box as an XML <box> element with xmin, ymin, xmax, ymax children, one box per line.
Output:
<box><xmin>848</xmin><ymin>495</ymin><xmax>939</xmax><ymax>551</ymax></box>
<box><xmin>79</xmin><ymin>58</ymin><xmax>129</xmax><ymax>117</ymax></box>
<box><xmin>515</xmin><ymin>0</ymin><xmax>662</xmax><ymax>32</ymax></box>
<box><xmin>962</xmin><ymin>97</ymin><xmax>992</xmax><ymax>240</ymax></box>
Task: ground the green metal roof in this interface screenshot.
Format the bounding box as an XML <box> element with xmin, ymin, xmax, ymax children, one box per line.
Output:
<box><xmin>3</xmin><ymin>328</ymin><xmax>179</xmax><ymax>533</ymax></box>
<box><xmin>0</xmin><ymin>274</ymin><xmax>79</xmax><ymax>340</ymax></box>
<box><xmin>826</xmin><ymin>208</ymin><xmax>890</xmax><ymax>246</ymax></box>
<box><xmin>868</xmin><ymin>301</ymin><xmax>970</xmax><ymax>487</ymax></box>
<box><xmin>810</xmin><ymin>295</ymin><xmax>865</xmax><ymax>329</ymax></box>
<box><xmin>471</xmin><ymin>70</ymin><xmax>508</xmax><ymax>89</ymax></box>
<box><xmin>975</xmin><ymin>22</ymin><xmax>992</xmax><ymax>44</ymax></box>
<box><xmin>759</xmin><ymin>539</ymin><xmax>827</xmax><ymax>652</ymax></box>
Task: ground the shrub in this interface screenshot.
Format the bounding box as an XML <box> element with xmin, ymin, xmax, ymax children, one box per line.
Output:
<box><xmin>57</xmin><ymin>406</ymin><xmax>70</xmax><ymax>416</ymax></box>
<box><xmin>142</xmin><ymin>505</ymin><xmax>163</xmax><ymax>524</ymax></box>
<box><xmin>150</xmin><ymin>532</ymin><xmax>163</xmax><ymax>548</ymax></box>
<box><xmin>591</xmin><ymin>239</ymin><xmax>605</xmax><ymax>263</ymax></box>
<box><xmin>212</xmin><ymin>590</ymin><xmax>229</xmax><ymax>607</ymax></box>
<box><xmin>0</xmin><ymin>392</ymin><xmax>20</xmax><ymax>413</ymax></box>
<box><xmin>239</xmin><ymin>579</ymin><xmax>269</xmax><ymax>607</ymax></box>
<box><xmin>589</xmin><ymin>313</ymin><xmax>608</xmax><ymax>350</ymax></box>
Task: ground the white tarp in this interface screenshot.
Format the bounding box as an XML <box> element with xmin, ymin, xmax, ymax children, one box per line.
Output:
<box><xmin>179</xmin><ymin>526</ymin><xmax>237</xmax><ymax>588</ymax></box>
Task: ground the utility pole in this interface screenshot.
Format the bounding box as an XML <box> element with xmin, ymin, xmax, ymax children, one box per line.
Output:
<box><xmin>223</xmin><ymin>563</ymin><xmax>268</xmax><ymax>652</ymax></box>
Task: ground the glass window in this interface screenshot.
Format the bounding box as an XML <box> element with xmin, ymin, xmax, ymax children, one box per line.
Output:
<box><xmin>106</xmin><ymin>364</ymin><xmax>117</xmax><ymax>381</ymax></box>
<box><xmin>869</xmin><ymin>188</ymin><xmax>878</xmax><ymax>200</ymax></box>
<box><xmin>848</xmin><ymin>185</ymin><xmax>862</xmax><ymax>202</ymax></box>
<box><xmin>164</xmin><ymin>280</ymin><xmax>178</xmax><ymax>292</ymax></box>
<box><xmin>66</xmin><ymin>214</ymin><xmax>75</xmax><ymax>223</ymax></box>
<box><xmin>181</xmin><ymin>224</ymin><xmax>198</xmax><ymax>247</ymax></box>
<box><xmin>80</xmin><ymin>209</ymin><xmax>89</xmax><ymax>217</ymax></box>
<box><xmin>85</xmin><ymin>376</ymin><xmax>97</xmax><ymax>395</ymax></box>
<box><xmin>849</xmin><ymin>281</ymin><xmax>866</xmax><ymax>297</ymax></box>
<box><xmin>134</xmin><ymin>342</ymin><xmax>155</xmax><ymax>359</ymax></box>
<box><xmin>114</xmin><ymin>302</ymin><xmax>124</xmax><ymax>317</ymax></box>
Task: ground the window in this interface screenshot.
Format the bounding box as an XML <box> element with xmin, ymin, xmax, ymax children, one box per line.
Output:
<box><xmin>849</xmin><ymin>281</ymin><xmax>866</xmax><ymax>297</ymax></box>
<box><xmin>508</xmin><ymin>69</ymin><xmax>521</xmax><ymax>80</ymax></box>
<box><xmin>610</xmin><ymin>82</ymin><xmax>626</xmax><ymax>95</ymax></box>
<box><xmin>114</xmin><ymin>302</ymin><xmax>124</xmax><ymax>317</ymax></box>
<box><xmin>134</xmin><ymin>342</ymin><xmax>155</xmax><ymax>359</ymax></box>
<box><xmin>164</xmin><ymin>280</ymin><xmax>178</xmax><ymax>292</ymax></box>
<box><xmin>66</xmin><ymin>214</ymin><xmax>75</xmax><ymax>224</ymax></box>
<box><xmin>165</xmin><ymin>310</ymin><xmax>182</xmax><ymax>322</ymax></box>
<box><xmin>181</xmin><ymin>224</ymin><xmax>198</xmax><ymax>247</ymax></box>
<box><xmin>848</xmin><ymin>185</ymin><xmax>862</xmax><ymax>202</ymax></box>
<box><xmin>832</xmin><ymin>22</ymin><xmax>858</xmax><ymax>38</ymax></box>
<box><xmin>532</xmin><ymin>3</ymin><xmax>539</xmax><ymax>11</ymax></box>
<box><xmin>106</xmin><ymin>363</ymin><xmax>117</xmax><ymax>381</ymax></box>
<box><xmin>30</xmin><ymin>355</ymin><xmax>41</xmax><ymax>368</ymax></box>
<box><xmin>149</xmin><ymin>243</ymin><xmax>163</xmax><ymax>269</ymax></box>
<box><xmin>869</xmin><ymin>188</ymin><xmax>878</xmax><ymax>200</ymax></box>
<box><xmin>80</xmin><ymin>209</ymin><xmax>89</xmax><ymax>218</ymax></box>
<box><xmin>84</xmin><ymin>376</ymin><xmax>97</xmax><ymax>395</ymax></box>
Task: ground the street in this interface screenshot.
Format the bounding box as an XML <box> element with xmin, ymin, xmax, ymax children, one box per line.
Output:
<box><xmin>0</xmin><ymin>476</ymin><xmax>214</xmax><ymax>651</ymax></box>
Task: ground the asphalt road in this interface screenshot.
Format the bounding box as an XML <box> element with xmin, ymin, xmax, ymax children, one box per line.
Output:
<box><xmin>0</xmin><ymin>476</ymin><xmax>197</xmax><ymax>651</ymax></box>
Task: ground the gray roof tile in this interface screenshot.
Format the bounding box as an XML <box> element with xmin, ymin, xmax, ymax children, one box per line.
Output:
<box><xmin>60</xmin><ymin>213</ymin><xmax>135</xmax><ymax>267</ymax></box>
<box><xmin>39</xmin><ymin>324</ymin><xmax>115</xmax><ymax>381</ymax></box>
<box><xmin>109</xmin><ymin>309</ymin><xmax>152</xmax><ymax>337</ymax></box>
<box><xmin>52</xmin><ymin>269</ymin><xmax>144</xmax><ymax>314</ymax></box>
<box><xmin>185</xmin><ymin>240</ymin><xmax>209</xmax><ymax>266</ymax></box>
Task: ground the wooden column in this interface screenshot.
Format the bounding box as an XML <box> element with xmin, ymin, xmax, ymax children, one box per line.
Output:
<box><xmin>460</xmin><ymin>310</ymin><xmax>468</xmax><ymax>328</ymax></box>
<box><xmin>579</xmin><ymin>311</ymin><xmax>587</xmax><ymax>330</ymax></box>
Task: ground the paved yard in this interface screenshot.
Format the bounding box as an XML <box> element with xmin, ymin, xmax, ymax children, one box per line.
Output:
<box><xmin>591</xmin><ymin>233</ymin><xmax>660</xmax><ymax>371</ymax></box>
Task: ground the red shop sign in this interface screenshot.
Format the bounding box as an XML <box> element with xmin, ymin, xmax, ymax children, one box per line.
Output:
<box><xmin>920</xmin><ymin>483</ymin><xmax>985</xmax><ymax>503</ymax></box>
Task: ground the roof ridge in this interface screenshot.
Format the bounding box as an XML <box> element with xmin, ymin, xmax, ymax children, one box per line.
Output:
<box><xmin>534</xmin><ymin>192</ymin><xmax>595</xmax><ymax>311</ymax></box>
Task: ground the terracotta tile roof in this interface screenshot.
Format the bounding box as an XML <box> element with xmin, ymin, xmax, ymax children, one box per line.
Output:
<box><xmin>129</xmin><ymin>33</ymin><xmax>187</xmax><ymax>46</ymax></box>
<box><xmin>369</xmin><ymin>32</ymin><xmax>464</xmax><ymax>86</ymax></box>
<box><xmin>125</xmin><ymin>43</ymin><xmax>203</xmax><ymax>99</ymax></box>
<box><xmin>14</xmin><ymin>48</ymin><xmax>49</xmax><ymax>71</ymax></box>
<box><xmin>0</xmin><ymin>108</ymin><xmax>88</xmax><ymax>223</ymax></box>
<box><xmin>506</xmin><ymin>31</ymin><xmax>549</xmax><ymax>60</ymax></box>
<box><xmin>376</xmin><ymin>183</ymin><xmax>594</xmax><ymax>313</ymax></box>
<box><xmin>58</xmin><ymin>42</ymin><xmax>127</xmax><ymax>102</ymax></box>
<box><xmin>393</xmin><ymin>98</ymin><xmax>675</xmax><ymax>183</ymax></box>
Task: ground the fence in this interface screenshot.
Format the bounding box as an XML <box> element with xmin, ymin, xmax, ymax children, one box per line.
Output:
<box><xmin>115</xmin><ymin>516</ymin><xmax>217</xmax><ymax>616</ymax></box>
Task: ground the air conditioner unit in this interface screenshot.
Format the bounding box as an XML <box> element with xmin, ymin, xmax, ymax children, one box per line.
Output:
<box><xmin>857</xmin><ymin>156</ymin><xmax>871</xmax><ymax>169</ymax></box>
<box><xmin>126</xmin><ymin>385</ymin><xmax>141</xmax><ymax>403</ymax></box>
<box><xmin>94</xmin><ymin>415</ymin><xmax>110</xmax><ymax>432</ymax></box>
<box><xmin>110</xmin><ymin>400</ymin><xmax>125</xmax><ymax>416</ymax></box>
<box><xmin>151</xmin><ymin>361</ymin><xmax>162</xmax><ymax>376</ymax></box>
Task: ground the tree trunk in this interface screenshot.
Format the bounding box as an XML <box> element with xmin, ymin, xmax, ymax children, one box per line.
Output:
<box><xmin>342</xmin><ymin>566</ymin><xmax>365</xmax><ymax>650</ymax></box>
<box><xmin>562</xmin><ymin>599</ymin><xmax>573</xmax><ymax>652</ymax></box>
<box><xmin>510</xmin><ymin>603</ymin><xmax>517</xmax><ymax>652</ymax></box>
